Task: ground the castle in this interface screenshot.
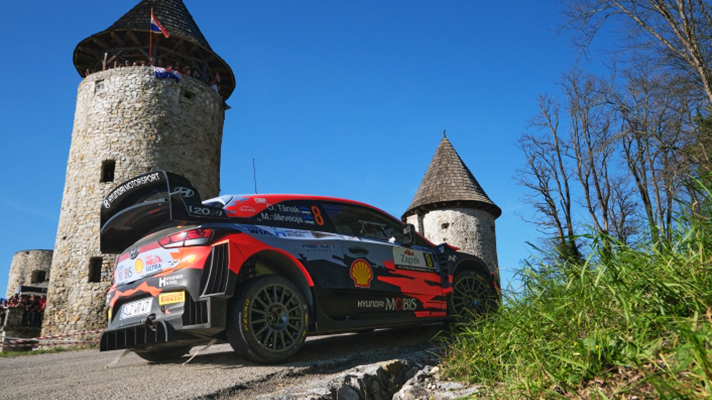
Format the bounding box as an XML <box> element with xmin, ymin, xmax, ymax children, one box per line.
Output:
<box><xmin>4</xmin><ymin>0</ymin><xmax>500</xmax><ymax>338</ymax></box>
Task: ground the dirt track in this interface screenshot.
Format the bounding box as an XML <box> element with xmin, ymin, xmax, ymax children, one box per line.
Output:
<box><xmin>0</xmin><ymin>325</ymin><xmax>445</xmax><ymax>400</ymax></box>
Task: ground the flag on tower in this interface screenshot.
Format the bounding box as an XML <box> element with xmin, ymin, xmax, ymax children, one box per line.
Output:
<box><xmin>150</xmin><ymin>10</ymin><xmax>170</xmax><ymax>38</ymax></box>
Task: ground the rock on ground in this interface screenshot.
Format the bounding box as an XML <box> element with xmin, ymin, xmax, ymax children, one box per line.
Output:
<box><xmin>258</xmin><ymin>351</ymin><xmax>482</xmax><ymax>400</ymax></box>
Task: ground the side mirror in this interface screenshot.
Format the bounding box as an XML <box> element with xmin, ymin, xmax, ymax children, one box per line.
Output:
<box><xmin>402</xmin><ymin>223</ymin><xmax>416</xmax><ymax>246</ymax></box>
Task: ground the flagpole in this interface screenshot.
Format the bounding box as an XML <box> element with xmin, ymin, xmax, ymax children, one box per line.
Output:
<box><xmin>149</xmin><ymin>8</ymin><xmax>154</xmax><ymax>65</ymax></box>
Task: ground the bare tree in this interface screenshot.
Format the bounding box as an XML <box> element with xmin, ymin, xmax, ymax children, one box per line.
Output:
<box><xmin>517</xmin><ymin>96</ymin><xmax>582</xmax><ymax>262</ymax></box>
<box><xmin>562</xmin><ymin>69</ymin><xmax>618</xmax><ymax>242</ymax></box>
<box><xmin>613</xmin><ymin>66</ymin><xmax>696</xmax><ymax>242</ymax></box>
<box><xmin>608</xmin><ymin>175</ymin><xmax>640</xmax><ymax>244</ymax></box>
<box><xmin>566</xmin><ymin>0</ymin><xmax>712</xmax><ymax>105</ymax></box>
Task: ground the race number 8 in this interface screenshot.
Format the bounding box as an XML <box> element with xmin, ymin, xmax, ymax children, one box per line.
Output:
<box><xmin>311</xmin><ymin>206</ymin><xmax>324</xmax><ymax>226</ymax></box>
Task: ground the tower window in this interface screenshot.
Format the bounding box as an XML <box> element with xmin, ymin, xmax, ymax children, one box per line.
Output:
<box><xmin>441</xmin><ymin>222</ymin><xmax>450</xmax><ymax>229</ymax></box>
<box><xmin>95</xmin><ymin>80</ymin><xmax>104</xmax><ymax>93</ymax></box>
<box><xmin>183</xmin><ymin>90</ymin><xmax>194</xmax><ymax>100</ymax></box>
<box><xmin>89</xmin><ymin>257</ymin><xmax>103</xmax><ymax>283</ymax></box>
<box><xmin>31</xmin><ymin>270</ymin><xmax>47</xmax><ymax>283</ymax></box>
<box><xmin>101</xmin><ymin>160</ymin><xmax>115</xmax><ymax>183</ymax></box>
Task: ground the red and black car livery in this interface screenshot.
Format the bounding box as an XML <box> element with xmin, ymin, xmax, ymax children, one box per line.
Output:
<box><xmin>99</xmin><ymin>171</ymin><xmax>499</xmax><ymax>363</ymax></box>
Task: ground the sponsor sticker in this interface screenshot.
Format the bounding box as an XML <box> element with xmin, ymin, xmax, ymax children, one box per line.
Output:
<box><xmin>301</xmin><ymin>242</ymin><xmax>335</xmax><ymax>252</ymax></box>
<box><xmin>115</xmin><ymin>264</ymin><xmax>133</xmax><ymax>281</ymax></box>
<box><xmin>115</xmin><ymin>247</ymin><xmax>180</xmax><ymax>286</ymax></box>
<box><xmin>144</xmin><ymin>255</ymin><xmax>164</xmax><ymax>273</ymax></box>
<box><xmin>385</xmin><ymin>297</ymin><xmax>418</xmax><ymax>311</ymax></box>
<box><xmin>238</xmin><ymin>225</ymin><xmax>274</xmax><ymax>236</ymax></box>
<box><xmin>392</xmin><ymin>248</ymin><xmax>433</xmax><ymax>270</ymax></box>
<box><xmin>135</xmin><ymin>258</ymin><xmax>144</xmax><ymax>274</ymax></box>
<box><xmin>104</xmin><ymin>172</ymin><xmax>161</xmax><ymax>209</ymax></box>
<box><xmin>357</xmin><ymin>300</ymin><xmax>385</xmax><ymax>308</ymax></box>
<box><xmin>158</xmin><ymin>291</ymin><xmax>185</xmax><ymax>305</ymax></box>
<box><xmin>350</xmin><ymin>259</ymin><xmax>373</xmax><ymax>288</ymax></box>
<box><xmin>158</xmin><ymin>274</ymin><xmax>184</xmax><ymax>288</ymax></box>
<box><xmin>273</xmin><ymin>228</ymin><xmax>312</xmax><ymax>239</ymax></box>
<box><xmin>355</xmin><ymin>297</ymin><xmax>419</xmax><ymax>311</ymax></box>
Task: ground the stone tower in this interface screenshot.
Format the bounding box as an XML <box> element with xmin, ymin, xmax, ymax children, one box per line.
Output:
<box><xmin>43</xmin><ymin>0</ymin><xmax>234</xmax><ymax>335</ymax></box>
<box><xmin>402</xmin><ymin>134</ymin><xmax>501</xmax><ymax>270</ymax></box>
<box><xmin>6</xmin><ymin>250</ymin><xmax>53</xmax><ymax>298</ymax></box>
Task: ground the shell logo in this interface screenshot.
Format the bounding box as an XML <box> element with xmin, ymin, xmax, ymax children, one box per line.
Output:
<box><xmin>135</xmin><ymin>258</ymin><xmax>144</xmax><ymax>274</ymax></box>
<box><xmin>350</xmin><ymin>259</ymin><xmax>373</xmax><ymax>288</ymax></box>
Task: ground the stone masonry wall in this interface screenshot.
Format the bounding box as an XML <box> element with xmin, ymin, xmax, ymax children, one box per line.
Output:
<box><xmin>43</xmin><ymin>67</ymin><xmax>225</xmax><ymax>335</ymax></box>
<box><xmin>407</xmin><ymin>208</ymin><xmax>498</xmax><ymax>270</ymax></box>
<box><xmin>6</xmin><ymin>250</ymin><xmax>53</xmax><ymax>298</ymax></box>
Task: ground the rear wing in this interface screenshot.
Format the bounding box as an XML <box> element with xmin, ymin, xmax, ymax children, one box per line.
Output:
<box><xmin>100</xmin><ymin>171</ymin><xmax>227</xmax><ymax>253</ymax></box>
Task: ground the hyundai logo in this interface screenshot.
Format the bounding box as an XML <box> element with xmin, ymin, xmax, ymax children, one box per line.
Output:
<box><xmin>129</xmin><ymin>247</ymin><xmax>139</xmax><ymax>260</ymax></box>
<box><xmin>173</xmin><ymin>187</ymin><xmax>195</xmax><ymax>198</ymax></box>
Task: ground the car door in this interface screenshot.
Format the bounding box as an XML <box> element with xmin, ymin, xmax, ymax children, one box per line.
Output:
<box><xmin>319</xmin><ymin>202</ymin><xmax>446</xmax><ymax>322</ymax></box>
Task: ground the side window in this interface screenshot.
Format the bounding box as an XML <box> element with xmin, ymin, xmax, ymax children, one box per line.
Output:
<box><xmin>321</xmin><ymin>203</ymin><xmax>409</xmax><ymax>243</ymax></box>
<box><xmin>249</xmin><ymin>201</ymin><xmax>335</xmax><ymax>232</ymax></box>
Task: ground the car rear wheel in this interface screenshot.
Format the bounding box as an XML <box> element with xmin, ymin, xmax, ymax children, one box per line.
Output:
<box><xmin>450</xmin><ymin>270</ymin><xmax>497</xmax><ymax>318</ymax></box>
<box><xmin>134</xmin><ymin>345</ymin><xmax>192</xmax><ymax>363</ymax></box>
<box><xmin>227</xmin><ymin>275</ymin><xmax>309</xmax><ymax>363</ymax></box>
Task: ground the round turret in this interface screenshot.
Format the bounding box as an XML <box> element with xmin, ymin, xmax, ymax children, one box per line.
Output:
<box><xmin>6</xmin><ymin>250</ymin><xmax>52</xmax><ymax>298</ymax></box>
<box><xmin>42</xmin><ymin>0</ymin><xmax>230</xmax><ymax>336</ymax></box>
<box><xmin>403</xmin><ymin>134</ymin><xmax>501</xmax><ymax>270</ymax></box>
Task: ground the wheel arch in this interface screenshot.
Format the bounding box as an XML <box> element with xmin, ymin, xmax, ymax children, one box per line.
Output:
<box><xmin>453</xmin><ymin>256</ymin><xmax>493</xmax><ymax>284</ymax></box>
<box><xmin>233</xmin><ymin>250</ymin><xmax>315</xmax><ymax>317</ymax></box>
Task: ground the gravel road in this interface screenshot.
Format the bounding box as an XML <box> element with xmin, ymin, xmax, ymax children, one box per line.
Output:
<box><xmin>0</xmin><ymin>325</ymin><xmax>445</xmax><ymax>400</ymax></box>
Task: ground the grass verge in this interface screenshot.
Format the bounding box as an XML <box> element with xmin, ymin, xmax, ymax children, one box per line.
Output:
<box><xmin>0</xmin><ymin>347</ymin><xmax>76</xmax><ymax>358</ymax></box>
<box><xmin>442</xmin><ymin>193</ymin><xmax>712</xmax><ymax>398</ymax></box>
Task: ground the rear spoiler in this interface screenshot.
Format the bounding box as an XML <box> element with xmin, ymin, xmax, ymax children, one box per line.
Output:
<box><xmin>100</xmin><ymin>171</ymin><xmax>227</xmax><ymax>253</ymax></box>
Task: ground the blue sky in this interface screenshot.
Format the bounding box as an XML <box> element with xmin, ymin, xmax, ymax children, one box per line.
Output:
<box><xmin>0</xmin><ymin>1</ymin><xmax>615</xmax><ymax>296</ymax></box>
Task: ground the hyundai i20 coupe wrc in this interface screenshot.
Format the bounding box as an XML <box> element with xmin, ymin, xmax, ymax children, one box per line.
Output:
<box><xmin>99</xmin><ymin>171</ymin><xmax>500</xmax><ymax>363</ymax></box>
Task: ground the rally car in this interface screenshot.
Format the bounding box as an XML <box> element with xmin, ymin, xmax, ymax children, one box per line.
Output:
<box><xmin>99</xmin><ymin>171</ymin><xmax>500</xmax><ymax>363</ymax></box>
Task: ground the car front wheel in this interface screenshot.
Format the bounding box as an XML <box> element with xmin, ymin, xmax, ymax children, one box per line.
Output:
<box><xmin>227</xmin><ymin>275</ymin><xmax>309</xmax><ymax>363</ymax></box>
<box><xmin>450</xmin><ymin>270</ymin><xmax>497</xmax><ymax>318</ymax></box>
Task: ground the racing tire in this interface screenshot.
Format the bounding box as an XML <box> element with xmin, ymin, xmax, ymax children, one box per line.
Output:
<box><xmin>227</xmin><ymin>275</ymin><xmax>309</xmax><ymax>364</ymax></box>
<box><xmin>450</xmin><ymin>270</ymin><xmax>498</xmax><ymax>319</ymax></box>
<box><xmin>134</xmin><ymin>345</ymin><xmax>192</xmax><ymax>363</ymax></box>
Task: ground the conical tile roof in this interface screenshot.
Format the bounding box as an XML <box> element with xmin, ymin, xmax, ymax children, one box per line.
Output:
<box><xmin>403</xmin><ymin>135</ymin><xmax>501</xmax><ymax>219</ymax></box>
<box><xmin>73</xmin><ymin>0</ymin><xmax>235</xmax><ymax>99</ymax></box>
<box><xmin>107</xmin><ymin>0</ymin><xmax>211</xmax><ymax>49</ymax></box>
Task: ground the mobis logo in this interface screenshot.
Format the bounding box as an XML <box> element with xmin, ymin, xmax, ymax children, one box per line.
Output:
<box><xmin>385</xmin><ymin>297</ymin><xmax>418</xmax><ymax>311</ymax></box>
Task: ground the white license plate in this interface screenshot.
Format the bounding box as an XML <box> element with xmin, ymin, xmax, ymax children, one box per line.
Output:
<box><xmin>120</xmin><ymin>298</ymin><xmax>153</xmax><ymax>320</ymax></box>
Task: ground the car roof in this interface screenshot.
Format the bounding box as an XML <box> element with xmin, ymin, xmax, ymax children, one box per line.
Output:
<box><xmin>207</xmin><ymin>193</ymin><xmax>400</xmax><ymax>223</ymax></box>
<box><xmin>209</xmin><ymin>194</ymin><xmax>435</xmax><ymax>246</ymax></box>
<box><xmin>222</xmin><ymin>194</ymin><xmax>371</xmax><ymax>206</ymax></box>
<box><xmin>216</xmin><ymin>194</ymin><xmax>393</xmax><ymax>217</ymax></box>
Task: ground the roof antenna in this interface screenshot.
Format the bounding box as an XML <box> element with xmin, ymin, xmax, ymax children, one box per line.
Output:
<box><xmin>253</xmin><ymin>158</ymin><xmax>258</xmax><ymax>194</ymax></box>
<box><xmin>443</xmin><ymin>129</ymin><xmax>446</xmax><ymax>138</ymax></box>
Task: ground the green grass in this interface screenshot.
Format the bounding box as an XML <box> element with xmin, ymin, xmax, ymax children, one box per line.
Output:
<box><xmin>0</xmin><ymin>347</ymin><xmax>76</xmax><ymax>358</ymax></box>
<box><xmin>442</xmin><ymin>194</ymin><xmax>712</xmax><ymax>398</ymax></box>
